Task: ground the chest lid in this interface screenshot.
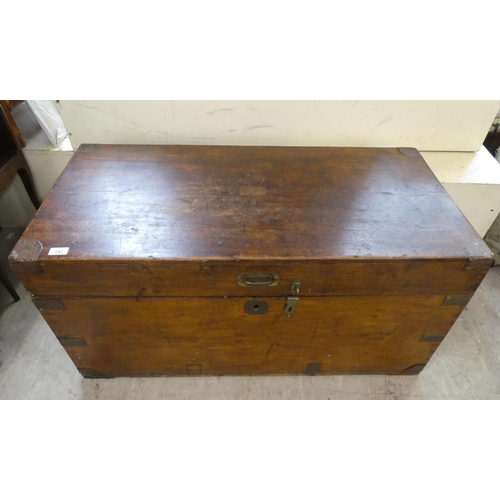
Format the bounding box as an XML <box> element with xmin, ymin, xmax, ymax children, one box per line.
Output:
<box><xmin>10</xmin><ymin>145</ymin><xmax>493</xmax><ymax>297</ymax></box>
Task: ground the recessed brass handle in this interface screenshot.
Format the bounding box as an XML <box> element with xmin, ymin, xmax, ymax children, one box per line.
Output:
<box><xmin>237</xmin><ymin>272</ymin><xmax>279</xmax><ymax>287</ymax></box>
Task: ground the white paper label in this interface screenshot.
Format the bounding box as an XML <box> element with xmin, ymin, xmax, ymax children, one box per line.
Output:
<box><xmin>48</xmin><ymin>247</ymin><xmax>70</xmax><ymax>256</ymax></box>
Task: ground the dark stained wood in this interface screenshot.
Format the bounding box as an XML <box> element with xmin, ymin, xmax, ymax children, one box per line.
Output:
<box><xmin>0</xmin><ymin>262</ymin><xmax>20</xmax><ymax>302</ymax></box>
<box><xmin>0</xmin><ymin>100</ymin><xmax>26</xmax><ymax>148</ymax></box>
<box><xmin>0</xmin><ymin>106</ymin><xmax>41</xmax><ymax>301</ymax></box>
<box><xmin>41</xmin><ymin>295</ymin><xmax>461</xmax><ymax>377</ymax></box>
<box><xmin>483</xmin><ymin>132</ymin><xmax>500</xmax><ymax>157</ymax></box>
<box><xmin>14</xmin><ymin>145</ymin><xmax>491</xmax><ymax>261</ymax></box>
<box><xmin>0</xmin><ymin>152</ymin><xmax>41</xmax><ymax>209</ymax></box>
<box><xmin>8</xmin><ymin>144</ymin><xmax>494</xmax><ymax>377</ymax></box>
<box><xmin>0</xmin><ymin>105</ymin><xmax>41</xmax><ymax>209</ymax></box>
<box><xmin>0</xmin><ymin>225</ymin><xmax>20</xmax><ymax>302</ymax></box>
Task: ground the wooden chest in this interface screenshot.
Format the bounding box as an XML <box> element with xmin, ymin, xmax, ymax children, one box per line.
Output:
<box><xmin>9</xmin><ymin>145</ymin><xmax>494</xmax><ymax>378</ymax></box>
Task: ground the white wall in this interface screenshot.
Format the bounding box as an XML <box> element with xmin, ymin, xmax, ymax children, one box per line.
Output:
<box><xmin>0</xmin><ymin>151</ymin><xmax>73</xmax><ymax>227</ymax></box>
<box><xmin>60</xmin><ymin>100</ymin><xmax>500</xmax><ymax>151</ymax></box>
<box><xmin>3</xmin><ymin>101</ymin><xmax>500</xmax><ymax>234</ymax></box>
<box><xmin>422</xmin><ymin>147</ymin><xmax>500</xmax><ymax>237</ymax></box>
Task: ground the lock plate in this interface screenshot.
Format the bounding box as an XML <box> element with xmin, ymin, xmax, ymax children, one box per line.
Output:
<box><xmin>244</xmin><ymin>301</ymin><xmax>269</xmax><ymax>315</ymax></box>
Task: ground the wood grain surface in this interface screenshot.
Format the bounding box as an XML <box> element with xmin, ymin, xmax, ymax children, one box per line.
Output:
<box><xmin>13</xmin><ymin>145</ymin><xmax>492</xmax><ymax>262</ymax></box>
<box><xmin>38</xmin><ymin>295</ymin><xmax>463</xmax><ymax>377</ymax></box>
<box><xmin>9</xmin><ymin>145</ymin><xmax>493</xmax><ymax>377</ymax></box>
<box><xmin>12</xmin><ymin>258</ymin><xmax>489</xmax><ymax>298</ymax></box>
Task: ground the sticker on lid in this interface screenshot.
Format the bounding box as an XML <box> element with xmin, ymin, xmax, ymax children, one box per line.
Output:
<box><xmin>48</xmin><ymin>247</ymin><xmax>70</xmax><ymax>256</ymax></box>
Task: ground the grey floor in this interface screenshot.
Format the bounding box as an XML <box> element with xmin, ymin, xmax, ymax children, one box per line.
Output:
<box><xmin>1</xmin><ymin>227</ymin><xmax>500</xmax><ymax>399</ymax></box>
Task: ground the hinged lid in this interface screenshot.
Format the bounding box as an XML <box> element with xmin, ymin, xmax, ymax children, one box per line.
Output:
<box><xmin>10</xmin><ymin>145</ymin><xmax>493</xmax><ymax>297</ymax></box>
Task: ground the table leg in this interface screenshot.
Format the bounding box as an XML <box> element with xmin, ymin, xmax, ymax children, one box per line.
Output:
<box><xmin>17</xmin><ymin>165</ymin><xmax>41</xmax><ymax>209</ymax></box>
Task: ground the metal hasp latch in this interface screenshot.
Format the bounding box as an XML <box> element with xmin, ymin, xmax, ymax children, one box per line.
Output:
<box><xmin>285</xmin><ymin>278</ymin><xmax>301</xmax><ymax>316</ymax></box>
<box><xmin>284</xmin><ymin>297</ymin><xmax>299</xmax><ymax>317</ymax></box>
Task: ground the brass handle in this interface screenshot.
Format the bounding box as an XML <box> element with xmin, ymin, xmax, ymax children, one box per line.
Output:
<box><xmin>237</xmin><ymin>272</ymin><xmax>279</xmax><ymax>287</ymax></box>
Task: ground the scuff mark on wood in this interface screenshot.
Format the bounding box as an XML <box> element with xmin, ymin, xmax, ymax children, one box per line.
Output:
<box><xmin>141</xmin><ymin>265</ymin><xmax>163</xmax><ymax>282</ymax></box>
<box><xmin>199</xmin><ymin>263</ymin><xmax>216</xmax><ymax>280</ymax></box>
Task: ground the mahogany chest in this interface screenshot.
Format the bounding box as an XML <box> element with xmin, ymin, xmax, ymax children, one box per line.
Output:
<box><xmin>9</xmin><ymin>145</ymin><xmax>493</xmax><ymax>378</ymax></box>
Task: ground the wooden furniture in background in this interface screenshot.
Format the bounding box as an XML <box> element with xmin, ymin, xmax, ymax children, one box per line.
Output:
<box><xmin>0</xmin><ymin>101</ymin><xmax>26</xmax><ymax>149</ymax></box>
<box><xmin>0</xmin><ymin>102</ymin><xmax>41</xmax><ymax>302</ymax></box>
<box><xmin>0</xmin><ymin>104</ymin><xmax>41</xmax><ymax>209</ymax></box>
<box><xmin>483</xmin><ymin>132</ymin><xmax>500</xmax><ymax>158</ymax></box>
<box><xmin>9</xmin><ymin>145</ymin><xmax>493</xmax><ymax>377</ymax></box>
<box><xmin>0</xmin><ymin>225</ymin><xmax>20</xmax><ymax>301</ymax></box>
